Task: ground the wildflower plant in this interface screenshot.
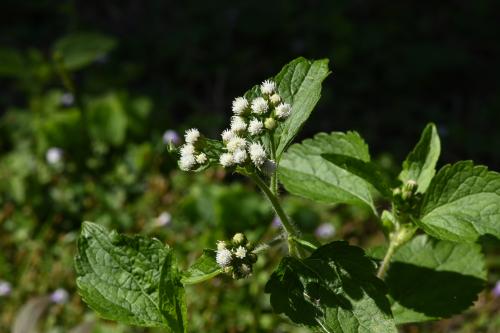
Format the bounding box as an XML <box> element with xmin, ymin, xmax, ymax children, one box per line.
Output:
<box><xmin>74</xmin><ymin>57</ymin><xmax>500</xmax><ymax>332</ymax></box>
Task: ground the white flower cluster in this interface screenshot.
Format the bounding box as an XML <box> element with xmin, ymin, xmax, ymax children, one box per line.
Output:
<box><xmin>215</xmin><ymin>233</ymin><xmax>258</xmax><ymax>279</ymax></box>
<box><xmin>178</xmin><ymin>128</ymin><xmax>208</xmax><ymax>171</ymax></box>
<box><xmin>177</xmin><ymin>80</ymin><xmax>292</xmax><ymax>173</ymax></box>
<box><xmin>219</xmin><ymin>79</ymin><xmax>292</xmax><ymax>170</ymax></box>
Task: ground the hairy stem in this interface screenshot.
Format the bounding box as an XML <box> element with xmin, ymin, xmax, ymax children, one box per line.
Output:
<box><xmin>377</xmin><ymin>224</ymin><xmax>417</xmax><ymax>279</ymax></box>
<box><xmin>250</xmin><ymin>173</ymin><xmax>301</xmax><ymax>256</ymax></box>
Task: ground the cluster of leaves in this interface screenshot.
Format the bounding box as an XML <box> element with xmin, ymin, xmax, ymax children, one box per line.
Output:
<box><xmin>74</xmin><ymin>57</ymin><xmax>500</xmax><ymax>332</ymax></box>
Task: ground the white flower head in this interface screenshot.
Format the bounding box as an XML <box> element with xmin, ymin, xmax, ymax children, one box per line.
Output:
<box><xmin>216</xmin><ymin>248</ymin><xmax>232</xmax><ymax>267</ymax></box>
<box><xmin>260</xmin><ymin>80</ymin><xmax>276</xmax><ymax>95</ymax></box>
<box><xmin>219</xmin><ymin>153</ymin><xmax>234</xmax><ymax>168</ymax></box>
<box><xmin>196</xmin><ymin>153</ymin><xmax>207</xmax><ymax>164</ymax></box>
<box><xmin>248</xmin><ymin>118</ymin><xmax>264</xmax><ymax>136</ymax></box>
<box><xmin>226</xmin><ymin>136</ymin><xmax>246</xmax><ymax>152</ymax></box>
<box><xmin>270</xmin><ymin>93</ymin><xmax>281</xmax><ymax>104</ymax></box>
<box><xmin>46</xmin><ymin>147</ymin><xmax>63</xmax><ymax>165</ymax></box>
<box><xmin>249</xmin><ymin>142</ymin><xmax>267</xmax><ymax>167</ymax></box>
<box><xmin>251</xmin><ymin>97</ymin><xmax>269</xmax><ymax>115</ymax></box>
<box><xmin>232</xmin><ymin>97</ymin><xmax>249</xmax><ymax>115</ymax></box>
<box><xmin>180</xmin><ymin>144</ymin><xmax>195</xmax><ymax>156</ymax></box>
<box><xmin>184</xmin><ymin>128</ymin><xmax>200</xmax><ymax>144</ymax></box>
<box><xmin>275</xmin><ymin>103</ymin><xmax>292</xmax><ymax>119</ymax></box>
<box><xmin>217</xmin><ymin>241</ymin><xmax>227</xmax><ymax>251</ymax></box>
<box><xmin>230</xmin><ymin>116</ymin><xmax>247</xmax><ymax>133</ymax></box>
<box><xmin>221</xmin><ymin>129</ymin><xmax>236</xmax><ymax>143</ymax></box>
<box><xmin>179</xmin><ymin>154</ymin><xmax>196</xmax><ymax>170</ymax></box>
<box><xmin>233</xmin><ymin>149</ymin><xmax>248</xmax><ymax>164</ymax></box>
<box><xmin>234</xmin><ymin>246</ymin><xmax>247</xmax><ymax>259</ymax></box>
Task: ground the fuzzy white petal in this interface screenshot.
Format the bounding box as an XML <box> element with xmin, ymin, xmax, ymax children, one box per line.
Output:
<box><xmin>260</xmin><ymin>80</ymin><xmax>276</xmax><ymax>95</ymax></box>
<box><xmin>221</xmin><ymin>129</ymin><xmax>236</xmax><ymax>143</ymax></box>
<box><xmin>249</xmin><ymin>142</ymin><xmax>267</xmax><ymax>166</ymax></box>
<box><xmin>232</xmin><ymin>97</ymin><xmax>249</xmax><ymax>115</ymax></box>
<box><xmin>219</xmin><ymin>153</ymin><xmax>234</xmax><ymax>167</ymax></box>
<box><xmin>275</xmin><ymin>103</ymin><xmax>292</xmax><ymax>119</ymax></box>
<box><xmin>179</xmin><ymin>154</ymin><xmax>196</xmax><ymax>170</ymax></box>
<box><xmin>234</xmin><ymin>246</ymin><xmax>247</xmax><ymax>259</ymax></box>
<box><xmin>180</xmin><ymin>144</ymin><xmax>195</xmax><ymax>156</ymax></box>
<box><xmin>196</xmin><ymin>153</ymin><xmax>207</xmax><ymax>164</ymax></box>
<box><xmin>230</xmin><ymin>116</ymin><xmax>247</xmax><ymax>132</ymax></box>
<box><xmin>184</xmin><ymin>128</ymin><xmax>200</xmax><ymax>144</ymax></box>
<box><xmin>233</xmin><ymin>149</ymin><xmax>248</xmax><ymax>164</ymax></box>
<box><xmin>226</xmin><ymin>136</ymin><xmax>247</xmax><ymax>152</ymax></box>
<box><xmin>251</xmin><ymin>97</ymin><xmax>269</xmax><ymax>115</ymax></box>
<box><xmin>248</xmin><ymin>119</ymin><xmax>264</xmax><ymax>136</ymax></box>
<box><xmin>216</xmin><ymin>248</ymin><xmax>232</xmax><ymax>267</ymax></box>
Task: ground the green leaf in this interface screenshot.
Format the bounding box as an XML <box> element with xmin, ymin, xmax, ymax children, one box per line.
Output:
<box><xmin>273</xmin><ymin>58</ymin><xmax>330</xmax><ymax>159</ymax></box>
<box><xmin>160</xmin><ymin>251</ymin><xmax>188</xmax><ymax>333</ymax></box>
<box><xmin>181</xmin><ymin>250</ymin><xmax>223</xmax><ymax>285</ymax></box>
<box><xmin>372</xmin><ymin>235</ymin><xmax>486</xmax><ymax>324</ymax></box>
<box><xmin>265</xmin><ymin>241</ymin><xmax>397</xmax><ymax>333</ymax></box>
<box><xmin>279</xmin><ymin>132</ymin><xmax>377</xmax><ymax>213</ymax></box>
<box><xmin>399</xmin><ymin>123</ymin><xmax>441</xmax><ymax>192</ymax></box>
<box><xmin>53</xmin><ymin>33</ymin><xmax>117</xmax><ymax>70</ymax></box>
<box><xmin>418</xmin><ymin>161</ymin><xmax>500</xmax><ymax>242</ymax></box>
<box><xmin>322</xmin><ymin>153</ymin><xmax>393</xmax><ymax>198</ymax></box>
<box><xmin>87</xmin><ymin>94</ymin><xmax>127</xmax><ymax>146</ymax></box>
<box><xmin>75</xmin><ymin>222</ymin><xmax>186</xmax><ymax>330</ymax></box>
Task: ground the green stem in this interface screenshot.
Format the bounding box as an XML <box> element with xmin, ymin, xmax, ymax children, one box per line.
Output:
<box><xmin>269</xmin><ymin>133</ymin><xmax>278</xmax><ymax>195</ymax></box>
<box><xmin>376</xmin><ymin>241</ymin><xmax>398</xmax><ymax>279</ymax></box>
<box><xmin>377</xmin><ymin>224</ymin><xmax>417</xmax><ymax>279</ymax></box>
<box><xmin>249</xmin><ymin>173</ymin><xmax>301</xmax><ymax>256</ymax></box>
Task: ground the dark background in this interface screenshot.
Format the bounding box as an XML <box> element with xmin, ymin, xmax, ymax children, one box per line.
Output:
<box><xmin>2</xmin><ymin>0</ymin><xmax>500</xmax><ymax>168</ymax></box>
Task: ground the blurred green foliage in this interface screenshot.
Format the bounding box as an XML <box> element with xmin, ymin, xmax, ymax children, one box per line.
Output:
<box><xmin>0</xmin><ymin>1</ymin><xmax>499</xmax><ymax>332</ymax></box>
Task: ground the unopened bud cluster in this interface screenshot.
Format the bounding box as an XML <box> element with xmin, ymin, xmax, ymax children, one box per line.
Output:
<box><xmin>215</xmin><ymin>233</ymin><xmax>258</xmax><ymax>279</ymax></box>
<box><xmin>218</xmin><ymin>80</ymin><xmax>291</xmax><ymax>171</ymax></box>
<box><xmin>392</xmin><ymin>179</ymin><xmax>421</xmax><ymax>222</ymax></box>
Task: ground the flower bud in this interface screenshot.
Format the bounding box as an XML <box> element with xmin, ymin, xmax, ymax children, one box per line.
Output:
<box><xmin>270</xmin><ymin>93</ymin><xmax>281</xmax><ymax>105</ymax></box>
<box><xmin>232</xmin><ymin>233</ymin><xmax>247</xmax><ymax>245</ymax></box>
<box><xmin>264</xmin><ymin>117</ymin><xmax>277</xmax><ymax>130</ymax></box>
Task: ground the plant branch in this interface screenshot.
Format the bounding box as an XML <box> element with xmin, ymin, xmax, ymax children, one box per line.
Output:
<box><xmin>377</xmin><ymin>223</ymin><xmax>417</xmax><ymax>279</ymax></box>
<box><xmin>249</xmin><ymin>173</ymin><xmax>301</xmax><ymax>256</ymax></box>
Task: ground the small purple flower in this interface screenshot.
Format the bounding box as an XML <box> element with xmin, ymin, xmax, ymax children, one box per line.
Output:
<box><xmin>315</xmin><ymin>223</ymin><xmax>336</xmax><ymax>239</ymax></box>
<box><xmin>46</xmin><ymin>147</ymin><xmax>64</xmax><ymax>165</ymax></box>
<box><xmin>163</xmin><ymin>130</ymin><xmax>181</xmax><ymax>145</ymax></box>
<box><xmin>0</xmin><ymin>280</ymin><xmax>12</xmax><ymax>297</ymax></box>
<box><xmin>60</xmin><ymin>93</ymin><xmax>74</xmax><ymax>107</ymax></box>
<box><xmin>492</xmin><ymin>281</ymin><xmax>500</xmax><ymax>298</ymax></box>
<box><xmin>155</xmin><ymin>211</ymin><xmax>172</xmax><ymax>227</ymax></box>
<box><xmin>271</xmin><ymin>216</ymin><xmax>281</xmax><ymax>229</ymax></box>
<box><xmin>50</xmin><ymin>288</ymin><xmax>69</xmax><ymax>304</ymax></box>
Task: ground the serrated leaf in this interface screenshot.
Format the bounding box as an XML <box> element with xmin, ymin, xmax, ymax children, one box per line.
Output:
<box><xmin>272</xmin><ymin>58</ymin><xmax>330</xmax><ymax>159</ymax></box>
<box><xmin>181</xmin><ymin>250</ymin><xmax>222</xmax><ymax>285</ymax></box>
<box><xmin>279</xmin><ymin>132</ymin><xmax>377</xmax><ymax>213</ymax></box>
<box><xmin>418</xmin><ymin>161</ymin><xmax>500</xmax><ymax>242</ymax></box>
<box><xmin>372</xmin><ymin>235</ymin><xmax>486</xmax><ymax>324</ymax></box>
<box><xmin>53</xmin><ymin>33</ymin><xmax>117</xmax><ymax>70</ymax></box>
<box><xmin>75</xmin><ymin>222</ymin><xmax>186</xmax><ymax>330</ymax></box>
<box><xmin>265</xmin><ymin>241</ymin><xmax>397</xmax><ymax>333</ymax></box>
<box><xmin>322</xmin><ymin>154</ymin><xmax>393</xmax><ymax>198</ymax></box>
<box><xmin>160</xmin><ymin>251</ymin><xmax>188</xmax><ymax>333</ymax></box>
<box><xmin>399</xmin><ymin>123</ymin><xmax>441</xmax><ymax>192</ymax></box>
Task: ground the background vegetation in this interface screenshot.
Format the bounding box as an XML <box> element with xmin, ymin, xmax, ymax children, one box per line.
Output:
<box><xmin>0</xmin><ymin>1</ymin><xmax>499</xmax><ymax>332</ymax></box>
